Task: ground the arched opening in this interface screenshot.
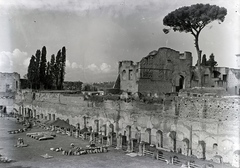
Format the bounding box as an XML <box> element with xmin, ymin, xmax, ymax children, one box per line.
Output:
<box><xmin>33</xmin><ymin>110</ymin><xmax>36</xmax><ymax>118</ymax></box>
<box><xmin>122</xmin><ymin>70</ymin><xmax>127</xmax><ymax>80</ymax></box>
<box><xmin>176</xmin><ymin>75</ymin><xmax>185</xmax><ymax>92</ymax></box>
<box><xmin>94</xmin><ymin>119</ymin><xmax>99</xmax><ymax>133</ymax></box>
<box><xmin>145</xmin><ymin>128</ymin><xmax>151</xmax><ymax>144</ymax></box>
<box><xmin>156</xmin><ymin>130</ymin><xmax>163</xmax><ymax>148</ymax></box>
<box><xmin>83</xmin><ymin>116</ymin><xmax>89</xmax><ymax>128</ymax></box>
<box><xmin>52</xmin><ymin>114</ymin><xmax>56</xmax><ymax>121</ymax></box>
<box><xmin>48</xmin><ymin>113</ymin><xmax>51</xmax><ymax>120</ymax></box>
<box><xmin>213</xmin><ymin>143</ymin><xmax>218</xmax><ymax>155</ymax></box>
<box><xmin>169</xmin><ymin>131</ymin><xmax>176</xmax><ymax>152</ymax></box>
<box><xmin>101</xmin><ymin>124</ymin><xmax>107</xmax><ymax>136</ymax></box>
<box><xmin>109</xmin><ymin>123</ymin><xmax>114</xmax><ymax>134</ymax></box>
<box><xmin>182</xmin><ymin>138</ymin><xmax>190</xmax><ymax>156</ymax></box>
<box><xmin>198</xmin><ymin>141</ymin><xmax>206</xmax><ymax>160</ymax></box>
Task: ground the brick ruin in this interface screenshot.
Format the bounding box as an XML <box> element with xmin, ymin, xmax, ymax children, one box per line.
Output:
<box><xmin>0</xmin><ymin>72</ymin><xmax>20</xmax><ymax>113</ymax></box>
<box><xmin>117</xmin><ymin>47</ymin><xmax>240</xmax><ymax>96</ymax></box>
<box><xmin>12</xmin><ymin>48</ymin><xmax>240</xmax><ymax>167</ymax></box>
<box><xmin>15</xmin><ymin>88</ymin><xmax>240</xmax><ymax>167</ymax></box>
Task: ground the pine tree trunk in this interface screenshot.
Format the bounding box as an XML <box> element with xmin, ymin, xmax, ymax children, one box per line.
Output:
<box><xmin>195</xmin><ymin>34</ymin><xmax>202</xmax><ymax>87</ymax></box>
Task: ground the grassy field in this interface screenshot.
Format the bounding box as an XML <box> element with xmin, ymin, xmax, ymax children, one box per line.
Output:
<box><xmin>0</xmin><ymin>117</ymin><xmax>234</xmax><ymax>168</ymax></box>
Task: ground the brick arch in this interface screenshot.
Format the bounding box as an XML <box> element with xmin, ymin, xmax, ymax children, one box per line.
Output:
<box><xmin>182</xmin><ymin>138</ymin><xmax>190</xmax><ymax>156</ymax></box>
<box><xmin>145</xmin><ymin>128</ymin><xmax>151</xmax><ymax>144</ymax></box>
<box><xmin>169</xmin><ymin>131</ymin><xmax>177</xmax><ymax>152</ymax></box>
<box><xmin>156</xmin><ymin>130</ymin><xmax>163</xmax><ymax>148</ymax></box>
<box><xmin>94</xmin><ymin>119</ymin><xmax>99</xmax><ymax>132</ymax></box>
<box><xmin>122</xmin><ymin>70</ymin><xmax>127</xmax><ymax>80</ymax></box>
<box><xmin>197</xmin><ymin>140</ymin><xmax>206</xmax><ymax>160</ymax></box>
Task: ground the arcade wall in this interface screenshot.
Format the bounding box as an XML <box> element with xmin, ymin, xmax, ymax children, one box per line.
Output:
<box><xmin>18</xmin><ymin>92</ymin><xmax>240</xmax><ymax>164</ymax></box>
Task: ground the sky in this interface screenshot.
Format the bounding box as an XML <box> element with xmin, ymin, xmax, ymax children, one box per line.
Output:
<box><xmin>0</xmin><ymin>0</ymin><xmax>239</xmax><ymax>82</ymax></box>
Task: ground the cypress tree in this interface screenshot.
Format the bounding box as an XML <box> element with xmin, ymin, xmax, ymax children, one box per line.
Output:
<box><xmin>35</xmin><ymin>50</ymin><xmax>41</xmax><ymax>89</ymax></box>
<box><xmin>39</xmin><ymin>46</ymin><xmax>47</xmax><ymax>89</ymax></box>
<box><xmin>50</xmin><ymin>54</ymin><xmax>56</xmax><ymax>89</ymax></box>
<box><xmin>59</xmin><ymin>46</ymin><xmax>66</xmax><ymax>90</ymax></box>
<box><xmin>27</xmin><ymin>55</ymin><xmax>36</xmax><ymax>89</ymax></box>
<box><xmin>55</xmin><ymin>50</ymin><xmax>61</xmax><ymax>89</ymax></box>
<box><xmin>45</xmin><ymin>61</ymin><xmax>51</xmax><ymax>89</ymax></box>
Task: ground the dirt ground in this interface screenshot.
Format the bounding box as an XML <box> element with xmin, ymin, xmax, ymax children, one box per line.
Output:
<box><xmin>0</xmin><ymin>117</ymin><xmax>234</xmax><ymax>168</ymax></box>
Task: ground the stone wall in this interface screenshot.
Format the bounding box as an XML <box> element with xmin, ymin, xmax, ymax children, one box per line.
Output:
<box><xmin>139</xmin><ymin>48</ymin><xmax>192</xmax><ymax>95</ymax></box>
<box><xmin>0</xmin><ymin>72</ymin><xmax>20</xmax><ymax>92</ymax></box>
<box><xmin>18</xmin><ymin>91</ymin><xmax>240</xmax><ymax>165</ymax></box>
<box><xmin>118</xmin><ymin>48</ymin><xmax>192</xmax><ymax>96</ymax></box>
<box><xmin>227</xmin><ymin>68</ymin><xmax>240</xmax><ymax>95</ymax></box>
<box><xmin>119</xmin><ymin>61</ymin><xmax>139</xmax><ymax>93</ymax></box>
<box><xmin>0</xmin><ymin>72</ymin><xmax>20</xmax><ymax>113</ymax></box>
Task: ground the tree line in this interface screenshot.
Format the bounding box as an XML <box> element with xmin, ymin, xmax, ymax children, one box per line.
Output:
<box><xmin>27</xmin><ymin>46</ymin><xmax>66</xmax><ymax>90</ymax></box>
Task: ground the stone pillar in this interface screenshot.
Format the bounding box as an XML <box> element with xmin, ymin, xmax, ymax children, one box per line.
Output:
<box><xmin>138</xmin><ymin>142</ymin><xmax>144</xmax><ymax>156</ymax></box>
<box><xmin>142</xmin><ymin>143</ymin><xmax>146</xmax><ymax>156</ymax></box>
<box><xmin>116</xmin><ymin>134</ymin><xmax>122</xmax><ymax>149</ymax></box>
<box><xmin>75</xmin><ymin>130</ymin><xmax>79</xmax><ymax>138</ymax></box>
<box><xmin>130</xmin><ymin>139</ymin><xmax>134</xmax><ymax>152</ymax></box>
<box><xmin>108</xmin><ymin>134</ymin><xmax>113</xmax><ymax>146</ymax></box>
<box><xmin>127</xmin><ymin>140</ymin><xmax>131</xmax><ymax>152</ymax></box>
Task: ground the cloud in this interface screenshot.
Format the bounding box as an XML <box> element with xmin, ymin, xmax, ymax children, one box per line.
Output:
<box><xmin>100</xmin><ymin>63</ymin><xmax>111</xmax><ymax>73</ymax></box>
<box><xmin>86</xmin><ymin>63</ymin><xmax>112</xmax><ymax>73</ymax></box>
<box><xmin>66</xmin><ymin>60</ymin><xmax>83</xmax><ymax>69</ymax></box>
<box><xmin>87</xmin><ymin>63</ymin><xmax>99</xmax><ymax>72</ymax></box>
<box><xmin>0</xmin><ymin>49</ymin><xmax>29</xmax><ymax>76</ymax></box>
<box><xmin>71</xmin><ymin>62</ymin><xmax>79</xmax><ymax>69</ymax></box>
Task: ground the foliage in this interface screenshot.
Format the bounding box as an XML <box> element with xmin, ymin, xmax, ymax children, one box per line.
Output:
<box><xmin>201</xmin><ymin>54</ymin><xmax>207</xmax><ymax>66</ymax></box>
<box><xmin>59</xmin><ymin>46</ymin><xmax>66</xmax><ymax>90</ymax></box>
<box><xmin>55</xmin><ymin>50</ymin><xmax>61</xmax><ymax>89</ymax></box>
<box><xmin>63</xmin><ymin>81</ymin><xmax>83</xmax><ymax>90</ymax></box>
<box><xmin>201</xmin><ymin>53</ymin><xmax>218</xmax><ymax>68</ymax></box>
<box><xmin>39</xmin><ymin>46</ymin><xmax>47</xmax><ymax>88</ymax></box>
<box><xmin>35</xmin><ymin>50</ymin><xmax>41</xmax><ymax>89</ymax></box>
<box><xmin>163</xmin><ymin>3</ymin><xmax>227</xmax><ymax>86</ymax></box>
<box><xmin>26</xmin><ymin>46</ymin><xmax>66</xmax><ymax>90</ymax></box>
<box><xmin>82</xmin><ymin>84</ymin><xmax>98</xmax><ymax>91</ymax></box>
<box><xmin>27</xmin><ymin>55</ymin><xmax>36</xmax><ymax>89</ymax></box>
<box><xmin>49</xmin><ymin>54</ymin><xmax>56</xmax><ymax>89</ymax></box>
<box><xmin>206</xmin><ymin>53</ymin><xmax>218</xmax><ymax>68</ymax></box>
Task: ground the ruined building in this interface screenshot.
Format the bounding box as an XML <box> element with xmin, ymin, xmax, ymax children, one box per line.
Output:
<box><xmin>117</xmin><ymin>47</ymin><xmax>240</xmax><ymax>96</ymax></box>
<box><xmin>14</xmin><ymin>48</ymin><xmax>240</xmax><ymax>167</ymax></box>
<box><xmin>118</xmin><ymin>47</ymin><xmax>192</xmax><ymax>96</ymax></box>
<box><xmin>0</xmin><ymin>72</ymin><xmax>20</xmax><ymax>113</ymax></box>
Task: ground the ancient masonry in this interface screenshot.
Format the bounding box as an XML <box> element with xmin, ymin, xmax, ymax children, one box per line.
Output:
<box><xmin>13</xmin><ymin>48</ymin><xmax>240</xmax><ymax>167</ymax></box>
<box><xmin>15</xmin><ymin>88</ymin><xmax>240</xmax><ymax>167</ymax></box>
<box><xmin>117</xmin><ymin>47</ymin><xmax>240</xmax><ymax>96</ymax></box>
<box><xmin>0</xmin><ymin>72</ymin><xmax>20</xmax><ymax>113</ymax></box>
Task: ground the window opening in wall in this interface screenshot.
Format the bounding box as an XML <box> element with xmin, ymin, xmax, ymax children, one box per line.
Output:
<box><xmin>6</xmin><ymin>84</ymin><xmax>10</xmax><ymax>92</ymax></box>
<box><xmin>213</xmin><ymin>143</ymin><xmax>218</xmax><ymax>154</ymax></box>
<box><xmin>203</xmin><ymin>74</ymin><xmax>209</xmax><ymax>84</ymax></box>
<box><xmin>235</xmin><ymin>86</ymin><xmax>237</xmax><ymax>95</ymax></box>
<box><xmin>223</xmin><ymin>75</ymin><xmax>227</xmax><ymax>82</ymax></box>
<box><xmin>129</xmin><ymin>69</ymin><xmax>133</xmax><ymax>80</ymax></box>
<box><xmin>213</xmin><ymin>70</ymin><xmax>220</xmax><ymax>78</ymax></box>
<box><xmin>16</xmin><ymin>81</ymin><xmax>18</xmax><ymax>89</ymax></box>
<box><xmin>176</xmin><ymin>75</ymin><xmax>185</xmax><ymax>92</ymax></box>
<box><xmin>122</xmin><ymin>70</ymin><xmax>127</xmax><ymax>80</ymax></box>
